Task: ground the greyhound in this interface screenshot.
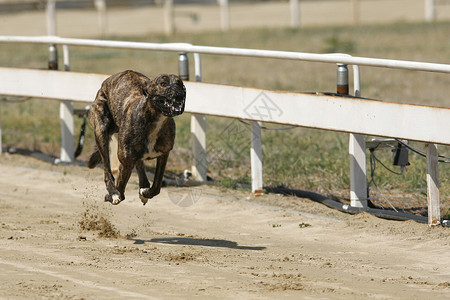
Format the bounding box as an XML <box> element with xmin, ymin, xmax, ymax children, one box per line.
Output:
<box><xmin>88</xmin><ymin>70</ymin><xmax>186</xmax><ymax>205</ymax></box>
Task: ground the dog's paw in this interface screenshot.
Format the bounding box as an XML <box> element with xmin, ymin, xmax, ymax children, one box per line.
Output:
<box><xmin>139</xmin><ymin>188</ymin><xmax>149</xmax><ymax>205</ymax></box>
<box><xmin>140</xmin><ymin>187</ymin><xmax>160</xmax><ymax>199</ymax></box>
<box><xmin>105</xmin><ymin>193</ymin><xmax>123</xmax><ymax>205</ymax></box>
<box><xmin>104</xmin><ymin>194</ymin><xmax>113</xmax><ymax>203</ymax></box>
<box><xmin>139</xmin><ymin>195</ymin><xmax>149</xmax><ymax>206</ymax></box>
<box><xmin>111</xmin><ymin>194</ymin><xmax>122</xmax><ymax>205</ymax></box>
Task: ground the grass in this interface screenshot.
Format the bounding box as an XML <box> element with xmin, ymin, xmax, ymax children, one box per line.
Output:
<box><xmin>0</xmin><ymin>21</ymin><xmax>449</xmax><ymax>215</ymax></box>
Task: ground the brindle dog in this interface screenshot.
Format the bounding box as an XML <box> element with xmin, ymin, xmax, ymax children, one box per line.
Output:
<box><xmin>88</xmin><ymin>70</ymin><xmax>186</xmax><ymax>205</ymax></box>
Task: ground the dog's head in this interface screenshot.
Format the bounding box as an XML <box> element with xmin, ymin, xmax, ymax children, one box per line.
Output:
<box><xmin>148</xmin><ymin>74</ymin><xmax>186</xmax><ymax>117</ymax></box>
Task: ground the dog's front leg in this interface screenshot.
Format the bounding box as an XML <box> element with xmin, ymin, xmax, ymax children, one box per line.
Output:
<box><xmin>138</xmin><ymin>154</ymin><xmax>169</xmax><ymax>205</ymax></box>
<box><xmin>114</xmin><ymin>162</ymin><xmax>134</xmax><ymax>205</ymax></box>
<box><xmin>136</xmin><ymin>160</ymin><xmax>150</xmax><ymax>205</ymax></box>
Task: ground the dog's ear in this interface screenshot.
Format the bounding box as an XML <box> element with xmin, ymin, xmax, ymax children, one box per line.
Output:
<box><xmin>145</xmin><ymin>77</ymin><xmax>158</xmax><ymax>95</ymax></box>
<box><xmin>147</xmin><ymin>74</ymin><xmax>172</xmax><ymax>94</ymax></box>
<box><xmin>168</xmin><ymin>74</ymin><xmax>185</xmax><ymax>89</ymax></box>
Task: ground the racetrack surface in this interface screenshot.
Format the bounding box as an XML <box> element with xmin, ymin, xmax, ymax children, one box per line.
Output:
<box><xmin>0</xmin><ymin>154</ymin><xmax>448</xmax><ymax>299</ymax></box>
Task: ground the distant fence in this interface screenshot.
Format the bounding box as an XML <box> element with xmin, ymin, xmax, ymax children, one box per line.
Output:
<box><xmin>0</xmin><ymin>35</ymin><xmax>449</xmax><ymax>226</ymax></box>
<box><xmin>2</xmin><ymin>0</ymin><xmax>450</xmax><ymax>36</ymax></box>
<box><xmin>66</xmin><ymin>0</ymin><xmax>450</xmax><ymax>34</ymax></box>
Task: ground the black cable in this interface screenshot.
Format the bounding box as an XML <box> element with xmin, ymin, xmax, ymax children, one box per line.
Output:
<box><xmin>367</xmin><ymin>149</ymin><xmax>401</xmax><ymax>212</ymax></box>
<box><xmin>372</xmin><ymin>152</ymin><xmax>404</xmax><ymax>175</ymax></box>
<box><xmin>367</xmin><ymin>149</ymin><xmax>376</xmax><ymax>205</ymax></box>
<box><xmin>395</xmin><ymin>139</ymin><xmax>450</xmax><ymax>163</ymax></box>
<box><xmin>265</xmin><ymin>185</ymin><xmax>427</xmax><ymax>223</ymax></box>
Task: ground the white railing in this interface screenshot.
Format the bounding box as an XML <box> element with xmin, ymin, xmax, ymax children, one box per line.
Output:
<box><xmin>0</xmin><ymin>35</ymin><xmax>449</xmax><ymax>226</ymax></box>
<box><xmin>2</xmin><ymin>36</ymin><xmax>450</xmax><ymax>73</ymax></box>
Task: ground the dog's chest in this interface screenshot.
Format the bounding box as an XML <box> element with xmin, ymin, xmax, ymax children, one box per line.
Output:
<box><xmin>142</xmin><ymin>116</ymin><xmax>167</xmax><ymax>160</ymax></box>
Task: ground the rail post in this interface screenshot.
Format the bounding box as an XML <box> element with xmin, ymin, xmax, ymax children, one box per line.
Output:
<box><xmin>179</xmin><ymin>53</ymin><xmax>207</xmax><ymax>182</ymax></box>
<box><xmin>337</xmin><ymin>64</ymin><xmax>349</xmax><ymax>94</ymax></box>
<box><xmin>164</xmin><ymin>0</ymin><xmax>175</xmax><ymax>35</ymax></box>
<box><xmin>94</xmin><ymin>0</ymin><xmax>107</xmax><ymax>37</ymax></box>
<box><xmin>218</xmin><ymin>0</ymin><xmax>230</xmax><ymax>31</ymax></box>
<box><xmin>250</xmin><ymin>121</ymin><xmax>263</xmax><ymax>195</ymax></box>
<box><xmin>426</xmin><ymin>143</ymin><xmax>441</xmax><ymax>226</ymax></box>
<box><xmin>48</xmin><ymin>44</ymin><xmax>58</xmax><ymax>70</ymax></box>
<box><xmin>46</xmin><ymin>0</ymin><xmax>56</xmax><ymax>36</ymax></box>
<box><xmin>352</xmin><ymin>0</ymin><xmax>360</xmax><ymax>24</ymax></box>
<box><xmin>178</xmin><ymin>52</ymin><xmax>189</xmax><ymax>81</ymax></box>
<box><xmin>425</xmin><ymin>0</ymin><xmax>436</xmax><ymax>22</ymax></box>
<box><xmin>290</xmin><ymin>0</ymin><xmax>300</xmax><ymax>28</ymax></box>
<box><xmin>338</xmin><ymin>63</ymin><xmax>368</xmax><ymax>209</ymax></box>
<box><xmin>58</xmin><ymin>45</ymin><xmax>75</xmax><ymax>163</ymax></box>
<box><xmin>0</xmin><ymin>98</ymin><xmax>2</xmax><ymax>154</ymax></box>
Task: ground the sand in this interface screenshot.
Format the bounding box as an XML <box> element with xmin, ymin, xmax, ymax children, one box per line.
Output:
<box><xmin>0</xmin><ymin>154</ymin><xmax>448</xmax><ymax>299</ymax></box>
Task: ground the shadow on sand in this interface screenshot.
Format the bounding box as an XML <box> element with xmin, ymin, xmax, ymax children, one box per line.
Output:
<box><xmin>132</xmin><ymin>237</ymin><xmax>266</xmax><ymax>251</ymax></box>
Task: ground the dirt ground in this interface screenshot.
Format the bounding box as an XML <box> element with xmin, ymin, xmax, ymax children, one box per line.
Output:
<box><xmin>0</xmin><ymin>153</ymin><xmax>448</xmax><ymax>299</ymax></box>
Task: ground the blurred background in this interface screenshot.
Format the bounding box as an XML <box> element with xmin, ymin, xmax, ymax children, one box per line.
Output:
<box><xmin>1</xmin><ymin>0</ymin><xmax>450</xmax><ymax>37</ymax></box>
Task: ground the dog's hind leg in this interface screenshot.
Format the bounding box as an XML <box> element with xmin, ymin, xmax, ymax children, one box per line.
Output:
<box><xmin>88</xmin><ymin>97</ymin><xmax>121</xmax><ymax>204</ymax></box>
<box><xmin>109</xmin><ymin>133</ymin><xmax>120</xmax><ymax>177</ymax></box>
<box><xmin>138</xmin><ymin>154</ymin><xmax>169</xmax><ymax>205</ymax></box>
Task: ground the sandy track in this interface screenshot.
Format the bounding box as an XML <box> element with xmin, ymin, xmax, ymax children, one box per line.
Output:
<box><xmin>0</xmin><ymin>154</ymin><xmax>448</xmax><ymax>299</ymax></box>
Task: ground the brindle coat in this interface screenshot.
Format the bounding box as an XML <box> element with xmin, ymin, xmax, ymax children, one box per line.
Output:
<box><xmin>88</xmin><ymin>70</ymin><xmax>186</xmax><ymax>205</ymax></box>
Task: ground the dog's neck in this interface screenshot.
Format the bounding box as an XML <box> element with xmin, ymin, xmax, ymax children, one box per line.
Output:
<box><xmin>151</xmin><ymin>113</ymin><xmax>168</xmax><ymax>127</ymax></box>
<box><xmin>148</xmin><ymin>101</ymin><xmax>171</xmax><ymax>124</ymax></box>
<box><xmin>143</xmin><ymin>113</ymin><xmax>169</xmax><ymax>160</ymax></box>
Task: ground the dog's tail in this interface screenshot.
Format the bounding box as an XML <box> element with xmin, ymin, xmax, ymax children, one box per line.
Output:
<box><xmin>88</xmin><ymin>149</ymin><xmax>102</xmax><ymax>169</ymax></box>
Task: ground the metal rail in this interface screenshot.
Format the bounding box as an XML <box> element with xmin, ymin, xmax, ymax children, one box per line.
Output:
<box><xmin>1</xmin><ymin>35</ymin><xmax>450</xmax><ymax>73</ymax></box>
